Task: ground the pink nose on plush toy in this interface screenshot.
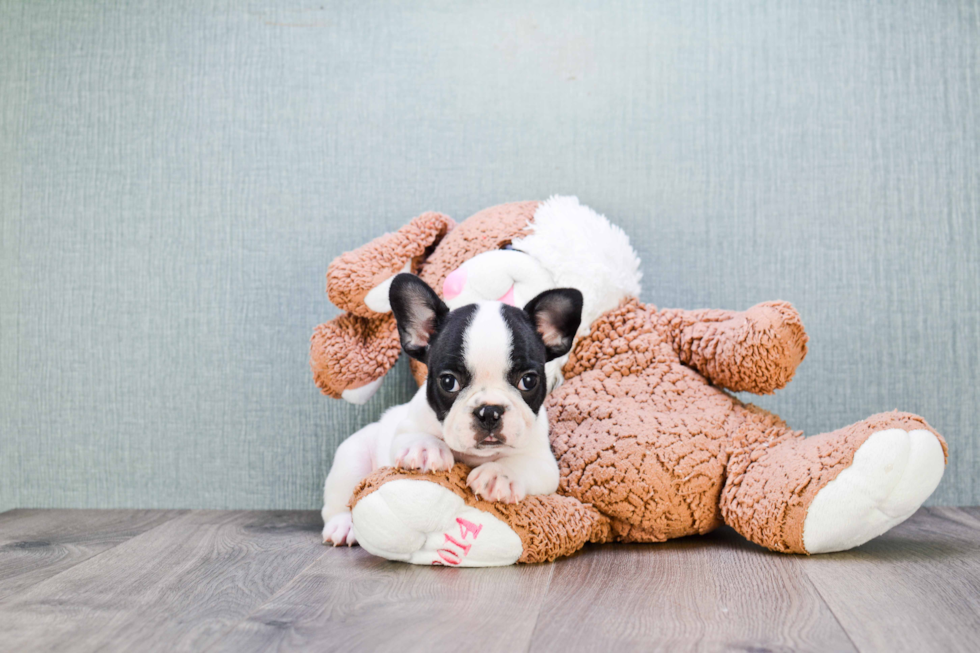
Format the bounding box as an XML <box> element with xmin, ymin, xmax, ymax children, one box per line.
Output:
<box><xmin>498</xmin><ymin>285</ymin><xmax>516</xmax><ymax>306</ymax></box>
<box><xmin>442</xmin><ymin>267</ymin><xmax>467</xmax><ymax>300</ymax></box>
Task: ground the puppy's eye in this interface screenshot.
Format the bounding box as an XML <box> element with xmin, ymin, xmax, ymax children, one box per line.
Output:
<box><xmin>439</xmin><ymin>374</ymin><xmax>460</xmax><ymax>393</ymax></box>
<box><xmin>518</xmin><ymin>373</ymin><xmax>538</xmax><ymax>392</ymax></box>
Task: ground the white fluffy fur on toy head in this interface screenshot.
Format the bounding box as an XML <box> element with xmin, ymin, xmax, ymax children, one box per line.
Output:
<box><xmin>440</xmin><ymin>196</ymin><xmax>642</xmax><ymax>341</ymax></box>
<box><xmin>514</xmin><ymin>196</ymin><xmax>642</xmax><ymax>335</ymax></box>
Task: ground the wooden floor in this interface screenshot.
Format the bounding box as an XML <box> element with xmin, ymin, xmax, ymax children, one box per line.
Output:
<box><xmin>0</xmin><ymin>508</ymin><xmax>978</xmax><ymax>653</ymax></box>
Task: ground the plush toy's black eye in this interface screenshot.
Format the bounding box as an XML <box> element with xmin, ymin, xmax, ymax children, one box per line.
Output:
<box><xmin>439</xmin><ymin>374</ymin><xmax>460</xmax><ymax>393</ymax></box>
<box><xmin>518</xmin><ymin>372</ymin><xmax>538</xmax><ymax>392</ymax></box>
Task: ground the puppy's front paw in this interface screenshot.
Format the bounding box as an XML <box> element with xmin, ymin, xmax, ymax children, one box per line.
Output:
<box><xmin>467</xmin><ymin>463</ymin><xmax>526</xmax><ymax>504</ymax></box>
<box><xmin>322</xmin><ymin>512</ymin><xmax>357</xmax><ymax>546</ymax></box>
<box><xmin>395</xmin><ymin>439</ymin><xmax>455</xmax><ymax>473</ymax></box>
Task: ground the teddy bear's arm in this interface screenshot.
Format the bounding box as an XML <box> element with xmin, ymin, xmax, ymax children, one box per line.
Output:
<box><xmin>311</xmin><ymin>211</ymin><xmax>454</xmax><ymax>403</ymax></box>
<box><xmin>310</xmin><ymin>312</ymin><xmax>401</xmax><ymax>402</ymax></box>
<box><xmin>327</xmin><ymin>212</ymin><xmax>454</xmax><ymax>317</ymax></box>
<box><xmin>662</xmin><ymin>301</ymin><xmax>809</xmax><ymax>395</ymax></box>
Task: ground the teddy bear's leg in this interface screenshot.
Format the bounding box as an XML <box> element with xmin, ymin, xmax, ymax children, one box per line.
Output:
<box><xmin>721</xmin><ymin>410</ymin><xmax>947</xmax><ymax>554</ymax></box>
<box><xmin>349</xmin><ymin>465</ymin><xmax>611</xmax><ymax>566</ymax></box>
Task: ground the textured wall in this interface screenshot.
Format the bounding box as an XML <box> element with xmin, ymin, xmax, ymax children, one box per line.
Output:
<box><xmin>1</xmin><ymin>0</ymin><xmax>978</xmax><ymax>511</ymax></box>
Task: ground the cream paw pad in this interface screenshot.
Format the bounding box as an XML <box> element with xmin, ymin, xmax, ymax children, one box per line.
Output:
<box><xmin>803</xmin><ymin>428</ymin><xmax>946</xmax><ymax>554</ymax></box>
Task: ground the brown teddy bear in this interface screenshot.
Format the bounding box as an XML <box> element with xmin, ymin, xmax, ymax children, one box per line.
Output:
<box><xmin>311</xmin><ymin>196</ymin><xmax>947</xmax><ymax>566</ymax></box>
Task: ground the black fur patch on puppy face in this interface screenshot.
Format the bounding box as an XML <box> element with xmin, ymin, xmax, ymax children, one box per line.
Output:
<box><xmin>499</xmin><ymin>304</ymin><xmax>549</xmax><ymax>414</ymax></box>
<box><xmin>423</xmin><ymin>303</ymin><xmax>477</xmax><ymax>421</ymax></box>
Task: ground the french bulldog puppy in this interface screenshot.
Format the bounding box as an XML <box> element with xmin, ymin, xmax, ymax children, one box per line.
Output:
<box><xmin>321</xmin><ymin>273</ymin><xmax>582</xmax><ymax>546</ymax></box>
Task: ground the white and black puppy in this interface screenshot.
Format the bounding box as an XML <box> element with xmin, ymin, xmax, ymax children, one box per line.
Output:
<box><xmin>321</xmin><ymin>273</ymin><xmax>582</xmax><ymax>546</ymax></box>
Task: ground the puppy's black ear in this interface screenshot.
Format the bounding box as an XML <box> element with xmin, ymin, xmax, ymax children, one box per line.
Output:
<box><xmin>523</xmin><ymin>288</ymin><xmax>583</xmax><ymax>361</ymax></box>
<box><xmin>389</xmin><ymin>273</ymin><xmax>449</xmax><ymax>362</ymax></box>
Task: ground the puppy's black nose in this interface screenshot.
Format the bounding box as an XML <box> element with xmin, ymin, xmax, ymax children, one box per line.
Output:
<box><xmin>473</xmin><ymin>404</ymin><xmax>504</xmax><ymax>433</ymax></box>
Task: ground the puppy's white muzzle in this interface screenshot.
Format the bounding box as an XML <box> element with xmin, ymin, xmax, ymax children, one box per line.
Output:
<box><xmin>444</xmin><ymin>384</ymin><xmax>535</xmax><ymax>457</ymax></box>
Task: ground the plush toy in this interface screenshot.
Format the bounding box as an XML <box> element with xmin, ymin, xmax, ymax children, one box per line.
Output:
<box><xmin>311</xmin><ymin>196</ymin><xmax>947</xmax><ymax>566</ymax></box>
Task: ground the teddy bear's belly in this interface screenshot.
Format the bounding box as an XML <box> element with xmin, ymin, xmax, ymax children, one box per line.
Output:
<box><xmin>547</xmin><ymin>363</ymin><xmax>745</xmax><ymax>542</ymax></box>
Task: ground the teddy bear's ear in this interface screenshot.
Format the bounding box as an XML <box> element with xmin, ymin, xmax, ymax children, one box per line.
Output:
<box><xmin>327</xmin><ymin>212</ymin><xmax>455</xmax><ymax>318</ymax></box>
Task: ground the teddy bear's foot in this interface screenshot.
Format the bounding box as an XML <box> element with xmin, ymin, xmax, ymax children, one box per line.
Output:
<box><xmin>352</xmin><ymin>478</ymin><xmax>524</xmax><ymax>566</ymax></box>
<box><xmin>722</xmin><ymin>411</ymin><xmax>947</xmax><ymax>554</ymax></box>
<box><xmin>349</xmin><ymin>464</ymin><xmax>612</xmax><ymax>566</ymax></box>
<box><xmin>802</xmin><ymin>427</ymin><xmax>945</xmax><ymax>553</ymax></box>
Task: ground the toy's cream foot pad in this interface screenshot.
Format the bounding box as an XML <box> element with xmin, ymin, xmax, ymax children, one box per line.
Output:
<box><xmin>803</xmin><ymin>429</ymin><xmax>946</xmax><ymax>554</ymax></box>
<box><xmin>352</xmin><ymin>479</ymin><xmax>523</xmax><ymax>567</ymax></box>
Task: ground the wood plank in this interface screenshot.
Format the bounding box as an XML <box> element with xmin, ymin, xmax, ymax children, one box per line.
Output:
<box><xmin>802</xmin><ymin>507</ymin><xmax>980</xmax><ymax>653</ymax></box>
<box><xmin>528</xmin><ymin>527</ymin><xmax>855</xmax><ymax>653</ymax></box>
<box><xmin>3</xmin><ymin>508</ymin><xmax>976</xmax><ymax>652</ymax></box>
<box><xmin>208</xmin><ymin>545</ymin><xmax>554</xmax><ymax>653</ymax></box>
<box><xmin>0</xmin><ymin>509</ymin><xmax>185</xmax><ymax>600</ymax></box>
<box><xmin>0</xmin><ymin>510</ymin><xmax>324</xmax><ymax>653</ymax></box>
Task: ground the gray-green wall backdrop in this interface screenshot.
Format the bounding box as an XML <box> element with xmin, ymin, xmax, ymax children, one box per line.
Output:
<box><xmin>1</xmin><ymin>0</ymin><xmax>978</xmax><ymax>512</ymax></box>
